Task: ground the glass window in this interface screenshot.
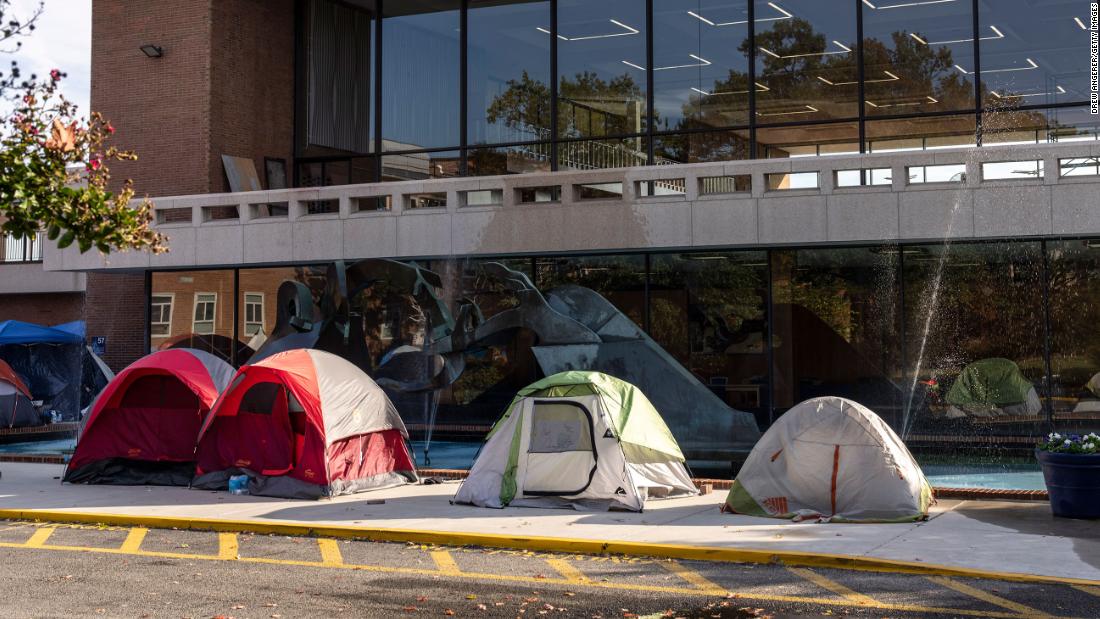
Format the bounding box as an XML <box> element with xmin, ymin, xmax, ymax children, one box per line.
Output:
<box><xmin>754</xmin><ymin>0</ymin><xmax>858</xmax><ymax>123</ymax></box>
<box><xmin>978</xmin><ymin>0</ymin><xmax>1090</xmax><ymax>110</ymax></box>
<box><xmin>1047</xmin><ymin>240</ymin><xmax>1100</xmax><ymax>431</ymax></box>
<box><xmin>466</xmin><ymin>145</ymin><xmax>552</xmax><ymax>176</ymax></box>
<box><xmin>652</xmin><ymin>0</ymin><xmax>750</xmax><ymax>131</ymax></box>
<box><xmin>383</xmin><ymin>1</ymin><xmax>460</xmax><ymax>150</ymax></box>
<box><xmin>193</xmin><ymin>293</ymin><xmax>217</xmax><ymax>335</ymax></box>
<box><xmin>653</xmin><ymin>130</ymin><xmax>752</xmax><ymax>164</ymax></box>
<box><xmin>648</xmin><ymin>251</ymin><xmax>770</xmax><ymax>427</ymax></box>
<box><xmin>535</xmin><ymin>254</ymin><xmax>647</xmax><ymax>327</ymax></box>
<box><xmin>557</xmin><ymin>137</ymin><xmax>649</xmax><ymax>170</ymax></box>
<box><xmin>300</xmin><ymin>0</ymin><xmax>375</xmax><ymax>157</ymax></box>
<box><xmin>244</xmin><ymin>293</ymin><xmax>265</xmax><ymax>337</ymax></box>
<box><xmin>150</xmin><ymin>294</ymin><xmax>174</xmax><ymax>338</ymax></box>
<box><xmin>468</xmin><ymin>0</ymin><xmax>552</xmax><ymax>145</ymax></box>
<box><xmin>771</xmin><ymin>247</ymin><xmax>902</xmax><ymax>428</ymax></box>
<box><xmin>556</xmin><ymin>0</ymin><xmax>647</xmax><ymax>139</ymax></box>
<box><xmin>901</xmin><ymin>242</ymin><xmax>1046</xmax><ymax>441</ymax></box>
<box><xmin>151</xmin><ymin>271</ymin><xmax>235</xmax><ymax>363</ymax></box>
<box><xmin>866</xmin><ymin>115</ymin><xmax>976</xmax><ymax>152</ymax></box>
<box><xmin>755</xmin><ymin>121</ymin><xmax>859</xmax><ymax>158</ymax></box>
<box><xmin>984</xmin><ymin>105</ymin><xmax>1100</xmax><ymax>146</ymax></box>
<box><xmin>862</xmin><ymin>0</ymin><xmax>975</xmax><ymax>116</ymax></box>
<box><xmin>381</xmin><ymin>151</ymin><xmax>461</xmax><ymax>181</ymax></box>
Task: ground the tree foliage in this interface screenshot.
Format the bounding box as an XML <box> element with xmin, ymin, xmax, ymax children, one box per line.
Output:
<box><xmin>0</xmin><ymin>1</ymin><xmax>165</xmax><ymax>254</ymax></box>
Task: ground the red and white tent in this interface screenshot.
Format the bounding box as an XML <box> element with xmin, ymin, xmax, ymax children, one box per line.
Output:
<box><xmin>192</xmin><ymin>349</ymin><xmax>417</xmax><ymax>499</ymax></box>
<box><xmin>0</xmin><ymin>359</ymin><xmax>38</xmax><ymax>428</ymax></box>
<box><xmin>64</xmin><ymin>349</ymin><xmax>235</xmax><ymax>485</ymax></box>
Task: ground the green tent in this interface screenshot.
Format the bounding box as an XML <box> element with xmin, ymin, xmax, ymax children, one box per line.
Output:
<box><xmin>946</xmin><ymin>358</ymin><xmax>1035</xmax><ymax>407</ymax></box>
<box><xmin>453</xmin><ymin>371</ymin><xmax>697</xmax><ymax>511</ymax></box>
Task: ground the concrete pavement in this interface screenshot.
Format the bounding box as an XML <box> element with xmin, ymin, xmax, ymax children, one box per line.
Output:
<box><xmin>1</xmin><ymin>462</ymin><xmax>1095</xmax><ymax>584</ymax></box>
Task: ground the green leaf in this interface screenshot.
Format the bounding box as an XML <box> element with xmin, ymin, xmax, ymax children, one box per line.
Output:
<box><xmin>57</xmin><ymin>229</ymin><xmax>74</xmax><ymax>249</ymax></box>
<box><xmin>46</xmin><ymin>224</ymin><xmax>59</xmax><ymax>240</ymax></box>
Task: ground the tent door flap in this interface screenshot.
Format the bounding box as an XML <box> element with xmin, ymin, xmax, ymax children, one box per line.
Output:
<box><xmin>521</xmin><ymin>400</ymin><xmax>598</xmax><ymax>497</ymax></box>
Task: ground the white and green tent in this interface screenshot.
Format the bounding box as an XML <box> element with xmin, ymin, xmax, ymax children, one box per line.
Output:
<box><xmin>453</xmin><ymin>371</ymin><xmax>698</xmax><ymax>511</ymax></box>
<box><xmin>724</xmin><ymin>397</ymin><xmax>933</xmax><ymax>523</ymax></box>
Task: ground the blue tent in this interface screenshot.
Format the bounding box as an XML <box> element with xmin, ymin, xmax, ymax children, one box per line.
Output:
<box><xmin>0</xmin><ymin>320</ymin><xmax>83</xmax><ymax>345</ymax></box>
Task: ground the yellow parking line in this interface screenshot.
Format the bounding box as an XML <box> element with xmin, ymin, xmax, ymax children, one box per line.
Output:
<box><xmin>0</xmin><ymin>537</ymin><xmax>1045</xmax><ymax>619</ymax></box>
<box><xmin>1073</xmin><ymin>585</ymin><xmax>1100</xmax><ymax>598</ymax></box>
<box><xmin>317</xmin><ymin>539</ymin><xmax>343</xmax><ymax>567</ymax></box>
<box><xmin>545</xmin><ymin>558</ymin><xmax>589</xmax><ymax>584</ymax></box>
<box><xmin>218</xmin><ymin>533</ymin><xmax>239</xmax><ymax>560</ymax></box>
<box><xmin>24</xmin><ymin>527</ymin><xmax>54</xmax><ymax>548</ymax></box>
<box><xmin>431</xmin><ymin>549</ymin><xmax>461</xmax><ymax>575</ymax></box>
<box><xmin>929</xmin><ymin>576</ymin><xmax>1051</xmax><ymax>617</ymax></box>
<box><xmin>119</xmin><ymin>527</ymin><xmax>147</xmax><ymax>553</ymax></box>
<box><xmin>789</xmin><ymin>567</ymin><xmax>878</xmax><ymax>606</ymax></box>
<box><xmin>662</xmin><ymin>560</ymin><xmax>725</xmax><ymax>593</ymax></box>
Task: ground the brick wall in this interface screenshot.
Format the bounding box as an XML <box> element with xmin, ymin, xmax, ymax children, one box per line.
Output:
<box><xmin>0</xmin><ymin>293</ymin><xmax>85</xmax><ymax>325</ymax></box>
<box><xmin>86</xmin><ymin>0</ymin><xmax>297</xmax><ymax>369</ymax></box>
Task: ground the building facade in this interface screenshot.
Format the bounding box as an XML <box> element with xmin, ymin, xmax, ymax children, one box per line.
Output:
<box><xmin>71</xmin><ymin>0</ymin><xmax>1100</xmax><ymax>465</ymax></box>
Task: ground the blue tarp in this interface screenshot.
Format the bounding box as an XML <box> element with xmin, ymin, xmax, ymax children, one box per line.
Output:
<box><xmin>0</xmin><ymin>320</ymin><xmax>84</xmax><ymax>345</ymax></box>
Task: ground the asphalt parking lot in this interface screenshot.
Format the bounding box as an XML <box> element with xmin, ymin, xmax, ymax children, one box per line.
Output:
<box><xmin>0</xmin><ymin>519</ymin><xmax>1094</xmax><ymax>618</ymax></box>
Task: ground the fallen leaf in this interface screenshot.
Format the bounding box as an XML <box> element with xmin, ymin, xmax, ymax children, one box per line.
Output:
<box><xmin>466</xmin><ymin>594</ymin><xmax>477</xmax><ymax>600</ymax></box>
<box><xmin>444</xmin><ymin>610</ymin><xmax>455</xmax><ymax>616</ymax></box>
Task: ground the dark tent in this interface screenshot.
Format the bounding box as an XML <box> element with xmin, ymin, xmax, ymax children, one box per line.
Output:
<box><xmin>0</xmin><ymin>320</ymin><xmax>85</xmax><ymax>421</ymax></box>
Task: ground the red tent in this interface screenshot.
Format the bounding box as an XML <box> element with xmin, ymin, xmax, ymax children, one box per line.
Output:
<box><xmin>64</xmin><ymin>349</ymin><xmax>235</xmax><ymax>485</ymax></box>
<box><xmin>193</xmin><ymin>349</ymin><xmax>417</xmax><ymax>499</ymax></box>
<box><xmin>0</xmin><ymin>359</ymin><xmax>38</xmax><ymax>428</ymax></box>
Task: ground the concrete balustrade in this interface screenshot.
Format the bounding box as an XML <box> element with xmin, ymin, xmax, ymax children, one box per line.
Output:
<box><xmin>43</xmin><ymin>141</ymin><xmax>1100</xmax><ymax>273</ymax></box>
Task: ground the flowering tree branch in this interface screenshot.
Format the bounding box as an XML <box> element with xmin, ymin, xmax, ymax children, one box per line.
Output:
<box><xmin>0</xmin><ymin>70</ymin><xmax>166</xmax><ymax>254</ymax></box>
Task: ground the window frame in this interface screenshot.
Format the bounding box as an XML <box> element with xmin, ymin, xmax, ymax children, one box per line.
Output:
<box><xmin>192</xmin><ymin>292</ymin><xmax>218</xmax><ymax>336</ymax></box>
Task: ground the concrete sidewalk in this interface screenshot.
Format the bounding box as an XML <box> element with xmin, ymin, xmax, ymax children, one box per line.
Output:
<box><xmin>1</xmin><ymin>462</ymin><xmax>1096</xmax><ymax>584</ymax></box>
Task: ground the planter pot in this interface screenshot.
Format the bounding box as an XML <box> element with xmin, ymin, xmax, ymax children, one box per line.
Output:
<box><xmin>1036</xmin><ymin>449</ymin><xmax>1100</xmax><ymax>519</ymax></box>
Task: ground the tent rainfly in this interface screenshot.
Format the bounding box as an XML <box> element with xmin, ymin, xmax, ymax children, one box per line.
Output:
<box><xmin>453</xmin><ymin>371</ymin><xmax>698</xmax><ymax>511</ymax></box>
<box><xmin>64</xmin><ymin>349</ymin><xmax>235</xmax><ymax>485</ymax></box>
<box><xmin>0</xmin><ymin>359</ymin><xmax>39</xmax><ymax>428</ymax></box>
<box><xmin>192</xmin><ymin>349</ymin><xmax>417</xmax><ymax>499</ymax></box>
<box><xmin>725</xmin><ymin>397</ymin><xmax>932</xmax><ymax>522</ymax></box>
<box><xmin>945</xmin><ymin>358</ymin><xmax>1041</xmax><ymax>418</ymax></box>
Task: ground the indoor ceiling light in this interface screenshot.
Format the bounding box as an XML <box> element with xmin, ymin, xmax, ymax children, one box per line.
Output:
<box><xmin>139</xmin><ymin>44</ymin><xmax>163</xmax><ymax>58</ymax></box>
<box><xmin>865</xmin><ymin>95</ymin><xmax>938</xmax><ymax>108</ymax></box>
<box><xmin>990</xmin><ymin>86</ymin><xmax>1066</xmax><ymax>99</ymax></box>
<box><xmin>862</xmin><ymin>0</ymin><xmax>958</xmax><ymax>9</ymax></box>
<box><xmin>691</xmin><ymin>82</ymin><xmax>770</xmax><ymax>96</ymax></box>
<box><xmin>622</xmin><ymin>54</ymin><xmax>711</xmax><ymax>72</ymax></box>
<box><xmin>535</xmin><ymin>19</ymin><xmax>638</xmax><ymax>42</ymax></box>
<box><xmin>687</xmin><ymin>2</ymin><xmax>791</xmax><ymax>27</ymax></box>
<box><xmin>756</xmin><ymin>105</ymin><xmax>818</xmax><ymax>117</ymax></box>
<box><xmin>954</xmin><ymin>57</ymin><xmax>1037</xmax><ymax>74</ymax></box>
<box><xmin>759</xmin><ymin>40</ymin><xmax>851</xmax><ymax>60</ymax></box>
<box><xmin>909</xmin><ymin>25</ymin><xmax>1003</xmax><ymax>46</ymax></box>
<box><xmin>818</xmin><ymin>70</ymin><xmax>899</xmax><ymax>86</ymax></box>
<box><xmin>1074</xmin><ymin>17</ymin><xmax>1088</xmax><ymax>30</ymax></box>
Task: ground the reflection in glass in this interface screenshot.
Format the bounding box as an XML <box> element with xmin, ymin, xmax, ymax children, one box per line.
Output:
<box><xmin>557</xmin><ymin>138</ymin><xmax>648</xmax><ymax>170</ymax></box>
<box><xmin>979</xmin><ymin>0</ymin><xmax>1090</xmax><ymax>112</ymax></box>
<box><xmin>381</xmin><ymin>151</ymin><xmax>461</xmax><ymax>181</ymax></box>
<box><xmin>556</xmin><ymin>0</ymin><xmax>647</xmax><ymax>138</ymax></box>
<box><xmin>984</xmin><ymin>106</ymin><xmax>1100</xmax><ymax>146</ymax></box>
<box><xmin>652</xmin><ymin>0</ymin><xmax>750</xmax><ymax>131</ymax></box>
<box><xmin>755</xmin><ymin>121</ymin><xmax>858</xmax><ymax>158</ymax></box>
<box><xmin>753</xmin><ymin>0</ymin><xmax>857</xmax><ymax>123</ymax></box>
<box><xmin>771</xmin><ymin>248</ymin><xmax>902</xmax><ymax>428</ymax></box>
<box><xmin>862</xmin><ymin>0</ymin><xmax>974</xmax><ymax>116</ymax></box>
<box><xmin>653</xmin><ymin>130</ymin><xmax>751</xmax><ymax>164</ymax></box>
<box><xmin>300</xmin><ymin>0</ymin><xmax>375</xmax><ymax>157</ymax></box>
<box><xmin>536</xmin><ymin>254</ymin><xmax>646</xmax><ymax>326</ymax></box>
<box><xmin>866</xmin><ymin>115</ymin><xmax>976</xmax><ymax>153</ymax></box>
<box><xmin>383</xmin><ymin>1</ymin><xmax>460</xmax><ymax>150</ymax></box>
<box><xmin>1047</xmin><ymin>241</ymin><xmax>1100</xmax><ymax>434</ymax></box>
<box><xmin>469</xmin><ymin>0</ymin><xmax>551</xmax><ymax>145</ymax></box>
<box><xmin>901</xmin><ymin>242</ymin><xmax>1045</xmax><ymax>440</ymax></box>
<box><xmin>466</xmin><ymin>145</ymin><xmax>552</xmax><ymax>177</ymax></box>
<box><xmin>236</xmin><ymin>267</ymin><xmax>327</xmax><ymax>366</ymax></box>
<box><xmin>151</xmin><ymin>271</ymin><xmax>237</xmax><ymax>364</ymax></box>
<box><xmin>649</xmin><ymin>251</ymin><xmax>770</xmax><ymax>427</ymax></box>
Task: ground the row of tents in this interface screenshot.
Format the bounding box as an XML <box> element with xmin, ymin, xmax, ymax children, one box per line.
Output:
<box><xmin>65</xmin><ymin>345</ymin><xmax>934</xmax><ymax>521</ymax></box>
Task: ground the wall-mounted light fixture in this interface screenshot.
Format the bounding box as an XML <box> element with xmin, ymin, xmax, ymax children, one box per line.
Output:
<box><xmin>140</xmin><ymin>44</ymin><xmax>164</xmax><ymax>58</ymax></box>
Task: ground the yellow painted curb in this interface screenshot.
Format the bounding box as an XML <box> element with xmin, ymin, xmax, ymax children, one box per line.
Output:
<box><xmin>1</xmin><ymin>507</ymin><xmax>1094</xmax><ymax>588</ymax></box>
